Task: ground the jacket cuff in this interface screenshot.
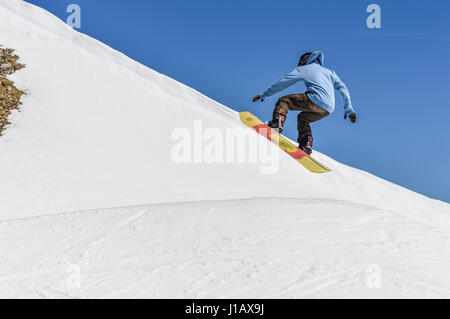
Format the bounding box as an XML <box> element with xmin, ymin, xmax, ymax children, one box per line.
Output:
<box><xmin>345</xmin><ymin>108</ymin><xmax>355</xmax><ymax>116</ymax></box>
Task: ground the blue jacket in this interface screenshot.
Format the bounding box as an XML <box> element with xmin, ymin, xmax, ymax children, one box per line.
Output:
<box><xmin>260</xmin><ymin>51</ymin><xmax>355</xmax><ymax>116</ymax></box>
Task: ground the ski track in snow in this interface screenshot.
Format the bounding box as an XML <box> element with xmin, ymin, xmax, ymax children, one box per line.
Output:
<box><xmin>1</xmin><ymin>198</ymin><xmax>450</xmax><ymax>298</ymax></box>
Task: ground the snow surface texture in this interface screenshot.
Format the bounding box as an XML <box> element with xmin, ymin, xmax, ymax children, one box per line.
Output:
<box><xmin>0</xmin><ymin>0</ymin><xmax>449</xmax><ymax>298</ymax></box>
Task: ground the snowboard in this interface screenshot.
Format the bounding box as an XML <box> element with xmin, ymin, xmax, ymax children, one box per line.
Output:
<box><xmin>239</xmin><ymin>111</ymin><xmax>331</xmax><ymax>173</ymax></box>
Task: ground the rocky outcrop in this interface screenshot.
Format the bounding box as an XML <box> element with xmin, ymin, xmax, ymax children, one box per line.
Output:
<box><xmin>0</xmin><ymin>48</ymin><xmax>24</xmax><ymax>75</ymax></box>
<box><xmin>0</xmin><ymin>48</ymin><xmax>24</xmax><ymax>136</ymax></box>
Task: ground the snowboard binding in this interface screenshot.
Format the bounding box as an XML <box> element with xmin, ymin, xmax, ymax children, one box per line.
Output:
<box><xmin>268</xmin><ymin>114</ymin><xmax>286</xmax><ymax>134</ymax></box>
<box><xmin>298</xmin><ymin>134</ymin><xmax>313</xmax><ymax>155</ymax></box>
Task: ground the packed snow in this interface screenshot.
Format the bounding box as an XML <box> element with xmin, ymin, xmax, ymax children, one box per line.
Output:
<box><xmin>0</xmin><ymin>0</ymin><xmax>449</xmax><ymax>298</ymax></box>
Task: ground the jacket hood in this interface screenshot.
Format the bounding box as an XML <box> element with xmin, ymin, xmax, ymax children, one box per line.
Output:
<box><xmin>306</xmin><ymin>51</ymin><xmax>324</xmax><ymax>66</ymax></box>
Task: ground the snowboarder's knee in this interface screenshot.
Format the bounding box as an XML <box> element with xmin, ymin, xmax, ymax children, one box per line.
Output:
<box><xmin>276</xmin><ymin>96</ymin><xmax>290</xmax><ymax>106</ymax></box>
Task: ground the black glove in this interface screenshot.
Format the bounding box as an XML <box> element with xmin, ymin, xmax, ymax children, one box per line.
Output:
<box><xmin>344</xmin><ymin>113</ymin><xmax>357</xmax><ymax>123</ymax></box>
<box><xmin>252</xmin><ymin>95</ymin><xmax>264</xmax><ymax>102</ymax></box>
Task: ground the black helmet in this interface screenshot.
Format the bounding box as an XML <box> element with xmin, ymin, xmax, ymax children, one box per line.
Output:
<box><xmin>298</xmin><ymin>52</ymin><xmax>312</xmax><ymax>67</ymax></box>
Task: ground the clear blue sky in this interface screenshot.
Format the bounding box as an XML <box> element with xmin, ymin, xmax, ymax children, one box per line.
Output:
<box><xmin>26</xmin><ymin>0</ymin><xmax>450</xmax><ymax>203</ymax></box>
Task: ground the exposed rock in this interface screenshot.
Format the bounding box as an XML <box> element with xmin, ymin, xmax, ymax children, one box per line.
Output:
<box><xmin>0</xmin><ymin>48</ymin><xmax>24</xmax><ymax>136</ymax></box>
<box><xmin>0</xmin><ymin>48</ymin><xmax>24</xmax><ymax>76</ymax></box>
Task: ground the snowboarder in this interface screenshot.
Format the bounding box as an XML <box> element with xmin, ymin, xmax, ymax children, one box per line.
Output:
<box><xmin>252</xmin><ymin>51</ymin><xmax>356</xmax><ymax>155</ymax></box>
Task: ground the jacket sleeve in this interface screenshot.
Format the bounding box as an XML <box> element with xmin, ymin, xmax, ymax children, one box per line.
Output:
<box><xmin>260</xmin><ymin>68</ymin><xmax>303</xmax><ymax>100</ymax></box>
<box><xmin>332</xmin><ymin>71</ymin><xmax>355</xmax><ymax>116</ymax></box>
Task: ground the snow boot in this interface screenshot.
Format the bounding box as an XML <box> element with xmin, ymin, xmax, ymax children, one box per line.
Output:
<box><xmin>298</xmin><ymin>134</ymin><xmax>313</xmax><ymax>155</ymax></box>
<box><xmin>268</xmin><ymin>114</ymin><xmax>286</xmax><ymax>134</ymax></box>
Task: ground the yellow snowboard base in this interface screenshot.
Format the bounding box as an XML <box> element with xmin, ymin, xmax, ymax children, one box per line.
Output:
<box><xmin>240</xmin><ymin>111</ymin><xmax>331</xmax><ymax>173</ymax></box>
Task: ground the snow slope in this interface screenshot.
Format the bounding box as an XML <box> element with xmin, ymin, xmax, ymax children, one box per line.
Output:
<box><xmin>0</xmin><ymin>0</ymin><xmax>449</xmax><ymax>298</ymax></box>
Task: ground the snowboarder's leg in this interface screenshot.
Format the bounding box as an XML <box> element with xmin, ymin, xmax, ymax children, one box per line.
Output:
<box><xmin>269</xmin><ymin>94</ymin><xmax>311</xmax><ymax>133</ymax></box>
<box><xmin>297</xmin><ymin>103</ymin><xmax>329</xmax><ymax>155</ymax></box>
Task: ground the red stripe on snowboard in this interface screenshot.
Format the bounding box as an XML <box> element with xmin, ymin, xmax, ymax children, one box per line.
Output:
<box><xmin>252</xmin><ymin>124</ymin><xmax>309</xmax><ymax>160</ymax></box>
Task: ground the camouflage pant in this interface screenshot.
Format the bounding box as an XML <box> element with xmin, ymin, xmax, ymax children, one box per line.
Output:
<box><xmin>273</xmin><ymin>93</ymin><xmax>329</xmax><ymax>142</ymax></box>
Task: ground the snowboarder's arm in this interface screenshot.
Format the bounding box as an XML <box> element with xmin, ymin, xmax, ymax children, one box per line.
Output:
<box><xmin>332</xmin><ymin>71</ymin><xmax>355</xmax><ymax>116</ymax></box>
<box><xmin>260</xmin><ymin>68</ymin><xmax>302</xmax><ymax>100</ymax></box>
